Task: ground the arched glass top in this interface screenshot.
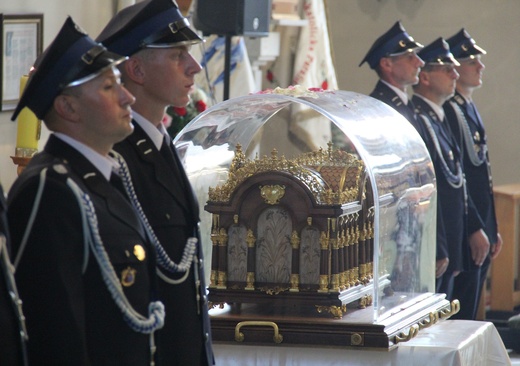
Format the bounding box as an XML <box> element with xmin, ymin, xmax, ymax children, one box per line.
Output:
<box><xmin>175</xmin><ymin>88</ymin><xmax>436</xmax><ymax>322</ymax></box>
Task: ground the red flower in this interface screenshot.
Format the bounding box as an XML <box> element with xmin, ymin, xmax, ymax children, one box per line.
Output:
<box><xmin>267</xmin><ymin>70</ymin><xmax>274</xmax><ymax>82</ymax></box>
<box><xmin>195</xmin><ymin>100</ymin><xmax>207</xmax><ymax>113</ymax></box>
<box><xmin>172</xmin><ymin>106</ymin><xmax>187</xmax><ymax>116</ymax></box>
<box><xmin>321</xmin><ymin>80</ymin><xmax>328</xmax><ymax>90</ymax></box>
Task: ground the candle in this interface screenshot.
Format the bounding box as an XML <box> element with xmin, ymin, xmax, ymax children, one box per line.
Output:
<box><xmin>16</xmin><ymin>75</ymin><xmax>40</xmax><ymax>155</ymax></box>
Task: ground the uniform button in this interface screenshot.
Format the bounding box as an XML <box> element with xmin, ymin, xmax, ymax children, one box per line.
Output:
<box><xmin>204</xmin><ymin>332</ymin><xmax>209</xmax><ymax>341</ymax></box>
<box><xmin>165</xmin><ymin>213</ymin><xmax>171</xmax><ymax>220</ymax></box>
<box><xmin>199</xmin><ymin>258</ymin><xmax>204</xmax><ymax>266</ymax></box>
<box><xmin>202</xmin><ymin>295</ymin><xmax>207</xmax><ymax>303</ymax></box>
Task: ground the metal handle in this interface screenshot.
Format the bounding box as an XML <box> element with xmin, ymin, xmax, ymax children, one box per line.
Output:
<box><xmin>418</xmin><ymin>312</ymin><xmax>438</xmax><ymax>330</ymax></box>
<box><xmin>439</xmin><ymin>300</ymin><xmax>461</xmax><ymax>319</ymax></box>
<box><xmin>235</xmin><ymin>321</ymin><xmax>283</xmax><ymax>344</ymax></box>
<box><xmin>395</xmin><ymin>324</ymin><xmax>419</xmax><ymax>344</ymax></box>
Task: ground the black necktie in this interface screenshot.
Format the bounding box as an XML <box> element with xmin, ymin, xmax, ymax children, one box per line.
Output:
<box><xmin>109</xmin><ymin>172</ymin><xmax>128</xmax><ymax>199</ymax></box>
<box><xmin>159</xmin><ymin>135</ymin><xmax>186</xmax><ymax>190</ymax></box>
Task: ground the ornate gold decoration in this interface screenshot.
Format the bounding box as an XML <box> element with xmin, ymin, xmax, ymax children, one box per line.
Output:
<box><xmin>358</xmin><ymin>295</ymin><xmax>369</xmax><ymax>309</ymax></box>
<box><xmin>246</xmin><ymin>229</ymin><xmax>256</xmax><ymax>248</ymax></box>
<box><xmin>331</xmin><ymin>274</ymin><xmax>340</xmax><ymax>292</ymax></box>
<box><xmin>208</xmin><ymin>143</ymin><xmax>364</xmax><ymax>205</ymax></box>
<box><xmin>395</xmin><ymin>324</ymin><xmax>419</xmax><ymax>344</ymax></box>
<box><xmin>290</xmin><ymin>230</ymin><xmax>300</xmax><ymax>249</ymax></box>
<box><xmin>218</xmin><ymin>228</ymin><xmax>228</xmax><ymax>246</ymax></box>
<box><xmin>319</xmin><ymin>232</ymin><xmax>328</xmax><ymax>250</ymax></box>
<box><xmin>315</xmin><ymin>304</ymin><xmax>346</xmax><ymax>319</ymax></box>
<box><xmin>318</xmin><ymin>274</ymin><xmax>329</xmax><ymax>293</ymax></box>
<box><xmin>208</xmin><ymin>302</ymin><xmax>226</xmax><ymax>310</ymax></box>
<box><xmin>259</xmin><ymin>184</ymin><xmax>286</xmax><ymax>205</ymax></box>
<box><xmin>121</xmin><ymin>267</ymin><xmax>136</xmax><ymax>287</ymax></box>
<box><xmin>290</xmin><ymin>274</ymin><xmax>299</xmax><ymax>292</ymax></box>
<box><xmin>235</xmin><ymin>321</ymin><xmax>283</xmax><ymax>344</ymax></box>
<box><xmin>210</xmin><ymin>270</ymin><xmax>217</xmax><ymax>288</ymax></box>
<box><xmin>245</xmin><ymin>272</ymin><xmax>255</xmax><ymax>290</ymax></box>
<box><xmin>259</xmin><ymin>286</ymin><xmax>290</xmax><ymax>295</ymax></box>
<box><xmin>217</xmin><ymin>271</ymin><xmax>227</xmax><ymax>289</ymax></box>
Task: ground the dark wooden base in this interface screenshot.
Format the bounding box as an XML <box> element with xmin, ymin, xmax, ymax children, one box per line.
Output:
<box><xmin>209</xmin><ymin>293</ymin><xmax>454</xmax><ymax>349</ymax></box>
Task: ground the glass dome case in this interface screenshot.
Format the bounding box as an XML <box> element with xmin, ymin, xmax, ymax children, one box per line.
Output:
<box><xmin>175</xmin><ymin>87</ymin><xmax>458</xmax><ymax>349</ymax></box>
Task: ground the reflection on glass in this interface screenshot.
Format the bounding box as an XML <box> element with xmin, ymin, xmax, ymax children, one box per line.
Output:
<box><xmin>175</xmin><ymin>89</ymin><xmax>437</xmax><ymax>324</ymax></box>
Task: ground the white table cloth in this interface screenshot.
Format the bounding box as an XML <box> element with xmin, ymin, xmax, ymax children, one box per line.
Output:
<box><xmin>213</xmin><ymin>320</ymin><xmax>511</xmax><ymax>365</ymax></box>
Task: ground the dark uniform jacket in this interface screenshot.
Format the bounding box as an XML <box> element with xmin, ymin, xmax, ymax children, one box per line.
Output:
<box><xmin>7</xmin><ymin>135</ymin><xmax>158</xmax><ymax>366</ymax></box>
<box><xmin>1</xmin><ymin>184</ymin><xmax>27</xmax><ymax>365</ymax></box>
<box><xmin>114</xmin><ymin>121</ymin><xmax>213</xmax><ymax>366</ymax></box>
<box><xmin>412</xmin><ymin>95</ymin><xmax>473</xmax><ymax>273</ymax></box>
<box><xmin>444</xmin><ymin>92</ymin><xmax>498</xmax><ymax>244</ymax></box>
<box><xmin>370</xmin><ymin>80</ymin><xmax>420</xmax><ymax>127</ymax></box>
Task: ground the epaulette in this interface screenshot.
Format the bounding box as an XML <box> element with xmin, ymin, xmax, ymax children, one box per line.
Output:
<box><xmin>391</xmin><ymin>95</ymin><xmax>403</xmax><ymax>107</ymax></box>
<box><xmin>453</xmin><ymin>94</ymin><xmax>465</xmax><ymax>106</ymax></box>
<box><xmin>44</xmin><ymin>161</ymin><xmax>72</xmax><ymax>184</ymax></box>
<box><xmin>428</xmin><ymin>110</ymin><xmax>439</xmax><ymax>122</ymax></box>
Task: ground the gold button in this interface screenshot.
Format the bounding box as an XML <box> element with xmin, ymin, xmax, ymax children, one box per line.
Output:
<box><xmin>133</xmin><ymin>244</ymin><xmax>146</xmax><ymax>261</ymax></box>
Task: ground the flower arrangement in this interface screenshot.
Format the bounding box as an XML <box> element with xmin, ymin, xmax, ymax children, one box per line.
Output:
<box><xmin>163</xmin><ymin>87</ymin><xmax>209</xmax><ymax>138</ymax></box>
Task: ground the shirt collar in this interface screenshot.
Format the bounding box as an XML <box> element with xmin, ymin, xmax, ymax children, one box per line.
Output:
<box><xmin>132</xmin><ymin>110</ymin><xmax>169</xmax><ymax>150</ymax></box>
<box><xmin>414</xmin><ymin>94</ymin><xmax>445</xmax><ymax>121</ymax></box>
<box><xmin>53</xmin><ymin>132</ymin><xmax>120</xmax><ymax>181</ymax></box>
<box><xmin>381</xmin><ymin>79</ymin><xmax>409</xmax><ymax>104</ymax></box>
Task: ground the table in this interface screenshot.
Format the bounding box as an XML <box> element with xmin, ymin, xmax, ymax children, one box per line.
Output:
<box><xmin>213</xmin><ymin>320</ymin><xmax>510</xmax><ymax>365</ymax></box>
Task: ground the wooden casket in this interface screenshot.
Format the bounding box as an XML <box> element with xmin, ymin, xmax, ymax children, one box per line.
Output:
<box><xmin>175</xmin><ymin>87</ymin><xmax>459</xmax><ymax>349</ymax></box>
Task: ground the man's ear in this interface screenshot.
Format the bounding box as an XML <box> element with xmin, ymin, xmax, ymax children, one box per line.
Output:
<box><xmin>124</xmin><ymin>57</ymin><xmax>146</xmax><ymax>85</ymax></box>
<box><xmin>379</xmin><ymin>57</ymin><xmax>392</xmax><ymax>73</ymax></box>
<box><xmin>53</xmin><ymin>94</ymin><xmax>80</xmax><ymax>122</ymax></box>
<box><xmin>418</xmin><ymin>70</ymin><xmax>430</xmax><ymax>86</ymax></box>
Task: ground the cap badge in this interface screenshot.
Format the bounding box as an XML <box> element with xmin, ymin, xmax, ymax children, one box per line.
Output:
<box><xmin>121</xmin><ymin>266</ymin><xmax>137</xmax><ymax>287</ymax></box>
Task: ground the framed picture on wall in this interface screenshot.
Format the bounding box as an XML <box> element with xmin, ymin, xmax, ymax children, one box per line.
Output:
<box><xmin>0</xmin><ymin>14</ymin><xmax>43</xmax><ymax>111</ymax></box>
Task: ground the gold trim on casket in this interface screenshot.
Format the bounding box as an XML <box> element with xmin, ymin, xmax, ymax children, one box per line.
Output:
<box><xmin>205</xmin><ymin>142</ymin><xmax>377</xmax><ymax>314</ymax></box>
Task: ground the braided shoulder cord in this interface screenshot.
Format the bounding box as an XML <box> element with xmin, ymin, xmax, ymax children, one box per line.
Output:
<box><xmin>110</xmin><ymin>151</ymin><xmax>197</xmax><ymax>278</ymax></box>
<box><xmin>14</xmin><ymin>168</ymin><xmax>48</xmax><ymax>270</ymax></box>
<box><xmin>449</xmin><ymin>101</ymin><xmax>487</xmax><ymax>166</ymax></box>
<box><xmin>1</xmin><ymin>235</ymin><xmax>29</xmax><ymax>365</ymax></box>
<box><xmin>66</xmin><ymin>178</ymin><xmax>165</xmax><ymax>334</ymax></box>
<box><xmin>419</xmin><ymin>114</ymin><xmax>464</xmax><ymax>189</ymax></box>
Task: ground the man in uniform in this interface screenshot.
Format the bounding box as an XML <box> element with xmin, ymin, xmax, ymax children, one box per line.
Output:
<box><xmin>96</xmin><ymin>0</ymin><xmax>213</xmax><ymax>364</ymax></box>
<box><xmin>1</xmin><ymin>182</ymin><xmax>27</xmax><ymax>365</ymax></box>
<box><xmin>360</xmin><ymin>21</ymin><xmax>424</xmax><ymax>128</ymax></box>
<box><xmin>360</xmin><ymin>22</ymin><xmax>428</xmax><ymax>293</ymax></box>
<box><xmin>8</xmin><ymin>17</ymin><xmax>165</xmax><ymax>365</ymax></box>
<box><xmin>411</xmin><ymin>38</ymin><xmax>477</xmax><ymax>297</ymax></box>
<box><xmin>444</xmin><ymin>29</ymin><xmax>502</xmax><ymax>320</ymax></box>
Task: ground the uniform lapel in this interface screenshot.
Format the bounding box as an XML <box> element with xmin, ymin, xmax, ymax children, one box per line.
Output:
<box><xmin>45</xmin><ymin>135</ymin><xmax>142</xmax><ymax>231</ymax></box>
<box><xmin>413</xmin><ymin>96</ymin><xmax>461</xmax><ymax>162</ymax></box>
<box><xmin>371</xmin><ymin>81</ymin><xmax>416</xmax><ymax>124</ymax></box>
<box><xmin>127</xmin><ymin>123</ymin><xmax>190</xmax><ymax>213</ymax></box>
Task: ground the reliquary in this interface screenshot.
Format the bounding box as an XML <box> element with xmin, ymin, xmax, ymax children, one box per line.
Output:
<box><xmin>175</xmin><ymin>87</ymin><xmax>459</xmax><ymax>349</ymax></box>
